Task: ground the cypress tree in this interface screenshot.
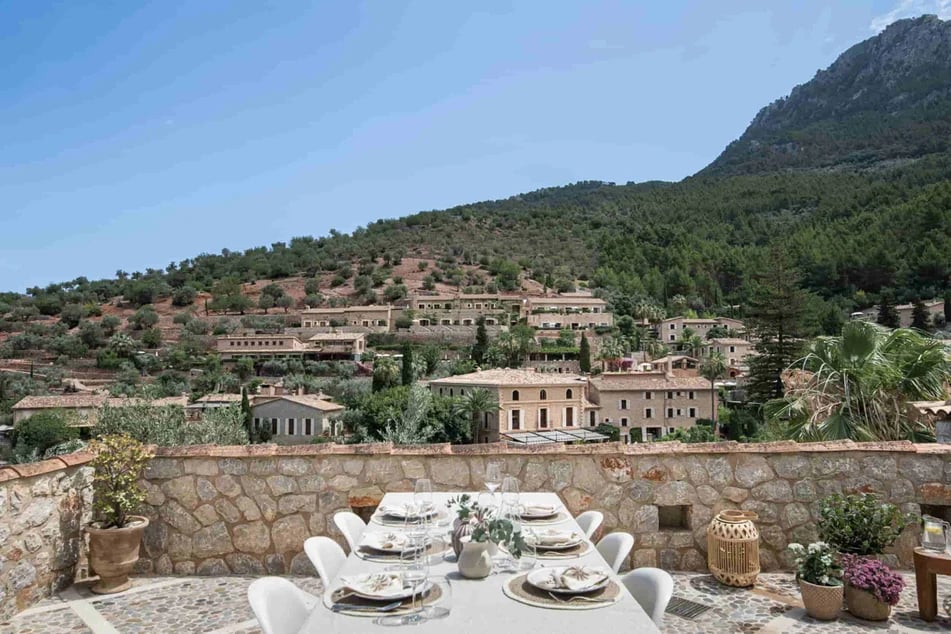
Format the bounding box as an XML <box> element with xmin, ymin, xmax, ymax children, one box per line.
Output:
<box><xmin>579</xmin><ymin>333</ymin><xmax>591</xmax><ymax>373</ymax></box>
<box><xmin>472</xmin><ymin>317</ymin><xmax>488</xmax><ymax>365</ymax></box>
<box><xmin>240</xmin><ymin>387</ymin><xmax>253</xmax><ymax>439</ymax></box>
<box><xmin>911</xmin><ymin>299</ymin><xmax>931</xmax><ymax>330</ymax></box>
<box><xmin>876</xmin><ymin>292</ymin><xmax>900</xmax><ymax>329</ymax></box>
<box><xmin>401</xmin><ymin>343</ymin><xmax>414</xmax><ymax>386</ymax></box>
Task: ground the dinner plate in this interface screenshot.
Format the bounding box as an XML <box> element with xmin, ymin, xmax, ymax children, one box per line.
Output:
<box><xmin>339</xmin><ymin>572</ymin><xmax>432</xmax><ymax>601</ymax></box>
<box><xmin>525</xmin><ymin>566</ymin><xmax>610</xmax><ymax>595</ymax></box>
<box><xmin>525</xmin><ymin>529</ymin><xmax>583</xmax><ymax>551</ymax></box>
<box><xmin>376</xmin><ymin>504</ymin><xmax>438</xmax><ymax>520</ymax></box>
<box><xmin>520</xmin><ymin>504</ymin><xmax>560</xmax><ymax>519</ymax></box>
<box><xmin>360</xmin><ymin>532</ymin><xmax>426</xmax><ymax>554</ymax></box>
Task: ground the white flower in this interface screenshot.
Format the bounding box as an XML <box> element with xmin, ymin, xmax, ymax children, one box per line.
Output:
<box><xmin>820</xmin><ymin>575</ymin><xmax>830</xmax><ymax>585</ymax></box>
<box><xmin>807</xmin><ymin>543</ymin><xmax>821</xmax><ymax>554</ymax></box>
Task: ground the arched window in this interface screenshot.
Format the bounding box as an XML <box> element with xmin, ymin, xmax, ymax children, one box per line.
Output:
<box><xmin>539</xmin><ymin>389</ymin><xmax>547</xmax><ymax>400</ymax></box>
<box><xmin>565</xmin><ymin>388</ymin><xmax>573</xmax><ymax>399</ymax></box>
<box><xmin>512</xmin><ymin>390</ymin><xmax>520</xmax><ymax>401</ymax></box>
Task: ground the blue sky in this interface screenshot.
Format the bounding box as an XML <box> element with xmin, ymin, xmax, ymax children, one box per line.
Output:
<box><xmin>1</xmin><ymin>0</ymin><xmax>947</xmax><ymax>292</ymax></box>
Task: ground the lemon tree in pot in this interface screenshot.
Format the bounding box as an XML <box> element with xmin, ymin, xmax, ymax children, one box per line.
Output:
<box><xmin>86</xmin><ymin>434</ymin><xmax>153</xmax><ymax>594</ymax></box>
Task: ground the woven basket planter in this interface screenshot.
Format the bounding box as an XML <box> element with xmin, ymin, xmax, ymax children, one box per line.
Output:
<box><xmin>799</xmin><ymin>579</ymin><xmax>843</xmax><ymax>621</ymax></box>
<box><xmin>707</xmin><ymin>509</ymin><xmax>760</xmax><ymax>587</ymax></box>
<box><xmin>845</xmin><ymin>583</ymin><xmax>891</xmax><ymax>621</ymax></box>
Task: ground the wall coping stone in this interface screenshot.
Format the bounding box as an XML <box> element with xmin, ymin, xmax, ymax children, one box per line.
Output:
<box><xmin>149</xmin><ymin>439</ymin><xmax>945</xmax><ymax>458</ymax></box>
<box><xmin>0</xmin><ymin>453</ymin><xmax>94</xmax><ymax>483</ymax></box>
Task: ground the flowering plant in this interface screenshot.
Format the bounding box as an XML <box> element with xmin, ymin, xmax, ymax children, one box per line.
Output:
<box><xmin>788</xmin><ymin>542</ymin><xmax>842</xmax><ymax>587</ymax></box>
<box><xmin>841</xmin><ymin>555</ymin><xmax>905</xmax><ymax>606</ymax></box>
<box><xmin>817</xmin><ymin>493</ymin><xmax>911</xmax><ymax>556</ymax></box>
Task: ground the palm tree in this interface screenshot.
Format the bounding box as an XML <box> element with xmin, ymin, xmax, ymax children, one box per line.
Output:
<box><xmin>766</xmin><ymin>321</ymin><xmax>951</xmax><ymax>441</ymax></box>
<box><xmin>598</xmin><ymin>337</ymin><xmax>626</xmax><ymax>372</ymax></box>
<box><xmin>699</xmin><ymin>352</ymin><xmax>727</xmax><ymax>435</ymax></box>
<box><xmin>453</xmin><ymin>388</ymin><xmax>499</xmax><ymax>441</ymax></box>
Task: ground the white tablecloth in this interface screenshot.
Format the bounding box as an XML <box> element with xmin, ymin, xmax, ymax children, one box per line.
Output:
<box><xmin>296</xmin><ymin>492</ymin><xmax>660</xmax><ymax>633</ymax></box>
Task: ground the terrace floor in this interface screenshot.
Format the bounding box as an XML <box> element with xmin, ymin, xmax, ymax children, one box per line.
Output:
<box><xmin>2</xmin><ymin>572</ymin><xmax>949</xmax><ymax>634</ymax></box>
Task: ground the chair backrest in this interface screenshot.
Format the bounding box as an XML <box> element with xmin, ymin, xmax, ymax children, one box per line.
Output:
<box><xmin>596</xmin><ymin>531</ymin><xmax>635</xmax><ymax>573</ymax></box>
<box><xmin>304</xmin><ymin>536</ymin><xmax>346</xmax><ymax>584</ymax></box>
<box><xmin>333</xmin><ymin>511</ymin><xmax>367</xmax><ymax>553</ymax></box>
<box><xmin>247</xmin><ymin>577</ymin><xmax>317</xmax><ymax>634</ymax></box>
<box><xmin>621</xmin><ymin>567</ymin><xmax>674</xmax><ymax>627</ymax></box>
<box><xmin>575</xmin><ymin>510</ymin><xmax>604</xmax><ymax>540</ymax></box>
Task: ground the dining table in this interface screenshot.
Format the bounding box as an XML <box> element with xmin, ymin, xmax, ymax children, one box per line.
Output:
<box><xmin>295</xmin><ymin>491</ymin><xmax>661</xmax><ymax>633</ymax></box>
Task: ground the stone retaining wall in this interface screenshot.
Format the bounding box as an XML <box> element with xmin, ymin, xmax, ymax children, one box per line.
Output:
<box><xmin>137</xmin><ymin>441</ymin><xmax>951</xmax><ymax>578</ymax></box>
<box><xmin>0</xmin><ymin>455</ymin><xmax>94</xmax><ymax>621</ymax></box>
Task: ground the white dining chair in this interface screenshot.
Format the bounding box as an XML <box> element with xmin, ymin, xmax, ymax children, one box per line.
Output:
<box><xmin>333</xmin><ymin>510</ymin><xmax>367</xmax><ymax>553</ymax></box>
<box><xmin>303</xmin><ymin>536</ymin><xmax>346</xmax><ymax>585</ymax></box>
<box><xmin>575</xmin><ymin>510</ymin><xmax>604</xmax><ymax>540</ymax></box>
<box><xmin>596</xmin><ymin>531</ymin><xmax>635</xmax><ymax>574</ymax></box>
<box><xmin>248</xmin><ymin>577</ymin><xmax>318</xmax><ymax>634</ymax></box>
<box><xmin>621</xmin><ymin>567</ymin><xmax>674</xmax><ymax>627</ymax></box>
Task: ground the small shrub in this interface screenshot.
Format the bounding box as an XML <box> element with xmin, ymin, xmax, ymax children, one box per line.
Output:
<box><xmin>88</xmin><ymin>434</ymin><xmax>152</xmax><ymax>528</ymax></box>
<box><xmin>13</xmin><ymin>412</ymin><xmax>79</xmax><ymax>457</ymax></box>
<box><xmin>817</xmin><ymin>493</ymin><xmax>912</xmax><ymax>555</ymax></box>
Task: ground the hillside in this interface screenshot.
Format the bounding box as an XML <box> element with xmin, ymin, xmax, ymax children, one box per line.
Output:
<box><xmin>702</xmin><ymin>16</ymin><xmax>951</xmax><ymax>175</ymax></box>
<box><xmin>1</xmin><ymin>15</ymin><xmax>950</xmax><ymax>390</ymax></box>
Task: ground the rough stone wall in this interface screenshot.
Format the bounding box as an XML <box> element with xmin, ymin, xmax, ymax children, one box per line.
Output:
<box><xmin>137</xmin><ymin>441</ymin><xmax>951</xmax><ymax>578</ymax></box>
<box><xmin>0</xmin><ymin>455</ymin><xmax>94</xmax><ymax>621</ymax></box>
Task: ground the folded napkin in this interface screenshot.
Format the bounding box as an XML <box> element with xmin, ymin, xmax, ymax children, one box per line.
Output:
<box><xmin>529</xmin><ymin>529</ymin><xmax>577</xmax><ymax>547</ymax></box>
<box><xmin>522</xmin><ymin>504</ymin><xmax>557</xmax><ymax>515</ymax></box>
<box><xmin>341</xmin><ymin>572</ymin><xmax>404</xmax><ymax>597</ymax></box>
<box><xmin>559</xmin><ymin>566</ymin><xmax>608</xmax><ymax>591</ymax></box>
<box><xmin>363</xmin><ymin>532</ymin><xmax>408</xmax><ymax>550</ymax></box>
<box><xmin>377</xmin><ymin>504</ymin><xmax>434</xmax><ymax>518</ymax></box>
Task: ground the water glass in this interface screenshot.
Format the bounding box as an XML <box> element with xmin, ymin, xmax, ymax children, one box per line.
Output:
<box><xmin>518</xmin><ymin>525</ymin><xmax>537</xmax><ymax>571</ymax></box>
<box><xmin>500</xmin><ymin>476</ymin><xmax>520</xmax><ymax>508</ymax></box>
<box><xmin>400</xmin><ymin>536</ymin><xmax>429</xmax><ymax>624</ymax></box>
<box><xmin>422</xmin><ymin>575</ymin><xmax>452</xmax><ymax>619</ymax></box>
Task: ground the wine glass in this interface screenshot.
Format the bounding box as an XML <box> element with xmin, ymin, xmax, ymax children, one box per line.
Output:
<box><xmin>500</xmin><ymin>476</ymin><xmax>520</xmax><ymax>509</ymax></box>
<box><xmin>400</xmin><ymin>535</ymin><xmax>430</xmax><ymax>624</ymax></box>
<box><xmin>518</xmin><ymin>524</ymin><xmax>537</xmax><ymax>571</ymax></box>
<box><xmin>485</xmin><ymin>462</ymin><xmax>502</xmax><ymax>500</ymax></box>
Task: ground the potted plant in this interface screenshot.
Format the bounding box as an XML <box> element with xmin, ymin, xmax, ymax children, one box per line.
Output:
<box><xmin>817</xmin><ymin>493</ymin><xmax>912</xmax><ymax>557</ymax></box>
<box><xmin>86</xmin><ymin>434</ymin><xmax>153</xmax><ymax>594</ymax></box>
<box><xmin>841</xmin><ymin>555</ymin><xmax>905</xmax><ymax>621</ymax></box>
<box><xmin>447</xmin><ymin>494</ymin><xmax>481</xmax><ymax>557</ymax></box>
<box><xmin>448</xmin><ymin>496</ymin><xmax>527</xmax><ymax>579</ymax></box>
<box><xmin>788</xmin><ymin>542</ymin><xmax>843</xmax><ymax>621</ymax></box>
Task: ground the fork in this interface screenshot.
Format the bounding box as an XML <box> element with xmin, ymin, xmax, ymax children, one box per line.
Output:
<box><xmin>547</xmin><ymin>591</ymin><xmax>610</xmax><ymax>604</ymax></box>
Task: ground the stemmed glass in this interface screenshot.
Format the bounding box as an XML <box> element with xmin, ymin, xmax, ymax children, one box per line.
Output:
<box><xmin>484</xmin><ymin>462</ymin><xmax>502</xmax><ymax>501</ymax></box>
<box><xmin>500</xmin><ymin>476</ymin><xmax>520</xmax><ymax>509</ymax></box>
<box><xmin>400</xmin><ymin>534</ymin><xmax>430</xmax><ymax>624</ymax></box>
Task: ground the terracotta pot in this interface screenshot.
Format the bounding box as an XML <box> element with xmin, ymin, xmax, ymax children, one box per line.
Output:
<box><xmin>799</xmin><ymin>579</ymin><xmax>843</xmax><ymax>621</ymax></box>
<box><xmin>87</xmin><ymin>516</ymin><xmax>149</xmax><ymax>594</ymax></box>
<box><xmin>845</xmin><ymin>583</ymin><xmax>891</xmax><ymax>621</ymax></box>
<box><xmin>457</xmin><ymin>540</ymin><xmax>493</xmax><ymax>579</ymax></box>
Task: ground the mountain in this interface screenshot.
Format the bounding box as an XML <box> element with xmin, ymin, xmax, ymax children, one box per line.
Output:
<box><xmin>2</xmin><ymin>15</ymin><xmax>951</xmax><ymax>377</ymax></box>
<box><xmin>702</xmin><ymin>15</ymin><xmax>951</xmax><ymax>176</ymax></box>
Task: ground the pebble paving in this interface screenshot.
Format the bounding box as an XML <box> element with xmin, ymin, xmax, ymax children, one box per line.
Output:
<box><xmin>1</xmin><ymin>572</ymin><xmax>948</xmax><ymax>633</ymax></box>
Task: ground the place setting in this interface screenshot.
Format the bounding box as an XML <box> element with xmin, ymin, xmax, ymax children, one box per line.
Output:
<box><xmin>523</xmin><ymin>527</ymin><xmax>593</xmax><ymax>560</ymax></box>
<box><xmin>502</xmin><ymin>565</ymin><xmax>622</xmax><ymax>611</ymax></box>
<box><xmin>323</xmin><ymin>571</ymin><xmax>449</xmax><ymax>621</ymax></box>
<box><xmin>355</xmin><ymin>531</ymin><xmax>450</xmax><ymax>563</ymax></box>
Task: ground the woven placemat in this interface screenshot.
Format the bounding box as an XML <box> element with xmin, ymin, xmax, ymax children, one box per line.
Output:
<box><xmin>532</xmin><ymin>540</ymin><xmax>593</xmax><ymax>560</ymax></box>
<box><xmin>371</xmin><ymin>508</ymin><xmax>452</xmax><ymax>527</ymax></box>
<box><xmin>355</xmin><ymin>538</ymin><xmax>450</xmax><ymax>563</ymax></box>
<box><xmin>520</xmin><ymin>510</ymin><xmax>573</xmax><ymax>526</ymax></box>
<box><xmin>502</xmin><ymin>573</ymin><xmax>621</xmax><ymax>611</ymax></box>
<box><xmin>326</xmin><ymin>583</ymin><xmax>443</xmax><ymax>617</ymax></box>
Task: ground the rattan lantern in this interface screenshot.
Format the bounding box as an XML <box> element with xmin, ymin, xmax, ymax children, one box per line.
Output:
<box><xmin>707</xmin><ymin>509</ymin><xmax>760</xmax><ymax>587</ymax></box>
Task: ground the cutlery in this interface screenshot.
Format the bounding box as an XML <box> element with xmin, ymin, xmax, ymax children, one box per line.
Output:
<box><xmin>331</xmin><ymin>600</ymin><xmax>403</xmax><ymax>613</ymax></box>
<box><xmin>547</xmin><ymin>592</ymin><xmax>610</xmax><ymax>605</ymax></box>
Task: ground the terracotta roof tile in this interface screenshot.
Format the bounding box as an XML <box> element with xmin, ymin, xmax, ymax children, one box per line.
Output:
<box><xmin>430</xmin><ymin>368</ymin><xmax>587</xmax><ymax>387</ymax></box>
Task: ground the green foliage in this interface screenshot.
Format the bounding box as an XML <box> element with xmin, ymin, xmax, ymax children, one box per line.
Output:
<box><xmin>787</xmin><ymin>542</ymin><xmax>842</xmax><ymax>587</ymax></box>
<box><xmin>816</xmin><ymin>493</ymin><xmax>912</xmax><ymax>556</ymax></box>
<box><xmin>59</xmin><ymin>303</ymin><xmax>84</xmax><ymax>329</ymax></box>
<box><xmin>142</xmin><ymin>327</ymin><xmax>162</xmax><ymax>348</ymax></box>
<box><xmin>767</xmin><ymin>321</ymin><xmax>951</xmax><ymax>441</ymax></box>
<box><xmin>171</xmin><ymin>286</ymin><xmax>197</xmax><ymax>307</ymax></box>
<box><xmin>13</xmin><ymin>411</ymin><xmax>79</xmax><ymax>458</ymax></box>
<box><xmin>594</xmin><ymin>423</ymin><xmax>619</xmax><ymax>441</ymax></box>
<box><xmin>88</xmin><ymin>434</ymin><xmax>151</xmax><ymax>528</ymax></box>
<box><xmin>658</xmin><ymin>426</ymin><xmax>715</xmax><ymax>443</ymax></box>
<box><xmin>877</xmin><ymin>292</ymin><xmax>900</xmax><ymax>329</ymax></box>
<box><xmin>401</xmin><ymin>343</ymin><xmax>414</xmax><ymax>386</ymax></box>
<box><xmin>96</xmin><ymin>402</ymin><xmax>249</xmax><ymax>447</ymax></box>
<box><xmin>578</xmin><ymin>333</ymin><xmax>591</xmax><ymax>373</ymax></box>
<box><xmin>128</xmin><ymin>305</ymin><xmax>159</xmax><ymax>330</ymax></box>
<box><xmin>345</xmin><ymin>384</ymin><xmax>473</xmax><ymax>444</ymax></box>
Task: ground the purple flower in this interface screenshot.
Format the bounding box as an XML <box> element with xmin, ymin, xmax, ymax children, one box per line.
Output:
<box><xmin>841</xmin><ymin>555</ymin><xmax>905</xmax><ymax>606</ymax></box>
